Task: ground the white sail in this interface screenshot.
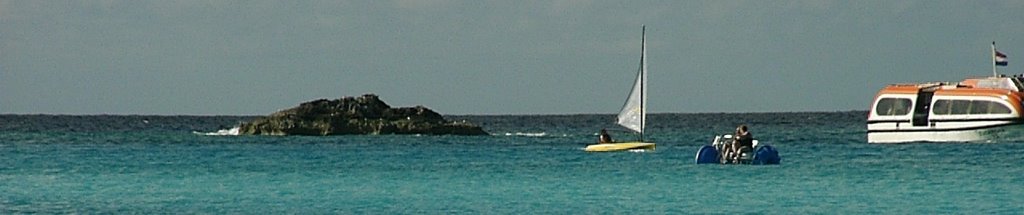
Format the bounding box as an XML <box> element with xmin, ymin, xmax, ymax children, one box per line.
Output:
<box><xmin>616</xmin><ymin>26</ymin><xmax>647</xmax><ymax>135</ymax></box>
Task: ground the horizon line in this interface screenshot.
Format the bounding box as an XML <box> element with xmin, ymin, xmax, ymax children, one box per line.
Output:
<box><xmin>0</xmin><ymin>110</ymin><xmax>869</xmax><ymax>117</ymax></box>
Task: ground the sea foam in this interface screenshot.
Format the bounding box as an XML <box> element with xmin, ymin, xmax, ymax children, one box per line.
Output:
<box><xmin>194</xmin><ymin>127</ymin><xmax>240</xmax><ymax>136</ymax></box>
<box><xmin>504</xmin><ymin>132</ymin><xmax>547</xmax><ymax>137</ymax></box>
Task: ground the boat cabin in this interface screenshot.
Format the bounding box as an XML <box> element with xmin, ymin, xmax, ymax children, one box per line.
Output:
<box><xmin>867</xmin><ymin>76</ymin><xmax>1024</xmax><ymax>143</ymax></box>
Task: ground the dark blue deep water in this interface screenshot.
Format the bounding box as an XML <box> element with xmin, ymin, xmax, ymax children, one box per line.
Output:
<box><xmin>2</xmin><ymin>112</ymin><xmax>1023</xmax><ymax>213</ymax></box>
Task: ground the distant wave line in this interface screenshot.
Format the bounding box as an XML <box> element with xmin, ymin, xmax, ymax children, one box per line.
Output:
<box><xmin>501</xmin><ymin>132</ymin><xmax>572</xmax><ymax>137</ymax></box>
<box><xmin>193</xmin><ymin>127</ymin><xmax>240</xmax><ymax>136</ymax></box>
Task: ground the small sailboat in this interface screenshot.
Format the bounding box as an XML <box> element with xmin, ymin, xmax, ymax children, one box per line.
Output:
<box><xmin>585</xmin><ymin>26</ymin><xmax>656</xmax><ymax>152</ymax></box>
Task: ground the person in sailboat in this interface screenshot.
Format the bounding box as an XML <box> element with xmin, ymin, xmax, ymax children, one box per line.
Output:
<box><xmin>598</xmin><ymin>128</ymin><xmax>614</xmax><ymax>143</ymax></box>
<box><xmin>729</xmin><ymin>125</ymin><xmax>754</xmax><ymax>162</ymax></box>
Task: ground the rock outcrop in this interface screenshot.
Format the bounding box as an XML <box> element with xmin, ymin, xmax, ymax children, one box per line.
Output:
<box><xmin>238</xmin><ymin>94</ymin><xmax>487</xmax><ymax>135</ymax></box>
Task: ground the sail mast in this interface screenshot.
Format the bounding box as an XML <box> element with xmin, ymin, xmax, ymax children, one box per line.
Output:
<box><xmin>639</xmin><ymin>25</ymin><xmax>646</xmax><ymax>142</ymax></box>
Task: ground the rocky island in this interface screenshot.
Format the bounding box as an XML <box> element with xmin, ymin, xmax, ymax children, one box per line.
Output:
<box><xmin>238</xmin><ymin>94</ymin><xmax>487</xmax><ymax>136</ymax></box>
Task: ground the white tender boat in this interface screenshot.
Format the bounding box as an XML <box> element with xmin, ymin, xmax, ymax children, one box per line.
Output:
<box><xmin>867</xmin><ymin>43</ymin><xmax>1024</xmax><ymax>143</ymax></box>
<box><xmin>866</xmin><ymin>76</ymin><xmax>1024</xmax><ymax>143</ymax></box>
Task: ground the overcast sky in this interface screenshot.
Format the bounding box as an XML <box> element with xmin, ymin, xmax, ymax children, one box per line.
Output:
<box><xmin>3</xmin><ymin>0</ymin><xmax>1024</xmax><ymax>115</ymax></box>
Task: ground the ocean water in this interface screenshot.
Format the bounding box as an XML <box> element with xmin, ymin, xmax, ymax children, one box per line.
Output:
<box><xmin>2</xmin><ymin>112</ymin><xmax>1023</xmax><ymax>213</ymax></box>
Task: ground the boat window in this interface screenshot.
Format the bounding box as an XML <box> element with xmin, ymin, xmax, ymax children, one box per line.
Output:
<box><xmin>875</xmin><ymin>98</ymin><xmax>911</xmax><ymax>116</ymax></box>
<box><xmin>990</xmin><ymin>102</ymin><xmax>1012</xmax><ymax>114</ymax></box>
<box><xmin>933</xmin><ymin>99</ymin><xmax>1013</xmax><ymax>115</ymax></box>
<box><xmin>932</xmin><ymin>100</ymin><xmax>951</xmax><ymax>115</ymax></box>
<box><xmin>950</xmin><ymin>100</ymin><xmax>970</xmax><ymax>115</ymax></box>
<box><xmin>969</xmin><ymin>100</ymin><xmax>990</xmax><ymax>114</ymax></box>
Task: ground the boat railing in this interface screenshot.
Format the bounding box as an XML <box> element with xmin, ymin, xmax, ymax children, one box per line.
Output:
<box><xmin>887</xmin><ymin>82</ymin><xmax>958</xmax><ymax>89</ymax></box>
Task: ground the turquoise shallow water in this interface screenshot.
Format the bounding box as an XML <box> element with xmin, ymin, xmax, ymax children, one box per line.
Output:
<box><xmin>2</xmin><ymin>112</ymin><xmax>1023</xmax><ymax>213</ymax></box>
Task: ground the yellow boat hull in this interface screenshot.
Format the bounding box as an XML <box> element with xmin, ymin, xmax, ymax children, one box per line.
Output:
<box><xmin>584</xmin><ymin>142</ymin><xmax>656</xmax><ymax>152</ymax></box>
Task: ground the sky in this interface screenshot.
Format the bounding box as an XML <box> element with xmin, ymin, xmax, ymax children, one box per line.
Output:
<box><xmin>3</xmin><ymin>0</ymin><xmax>1024</xmax><ymax>115</ymax></box>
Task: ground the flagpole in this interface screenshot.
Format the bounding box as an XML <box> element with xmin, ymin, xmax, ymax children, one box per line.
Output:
<box><xmin>992</xmin><ymin>41</ymin><xmax>998</xmax><ymax>77</ymax></box>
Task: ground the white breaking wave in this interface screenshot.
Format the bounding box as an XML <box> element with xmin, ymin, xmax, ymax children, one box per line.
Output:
<box><xmin>504</xmin><ymin>132</ymin><xmax>547</xmax><ymax>137</ymax></box>
<box><xmin>194</xmin><ymin>127</ymin><xmax>240</xmax><ymax>136</ymax></box>
<box><xmin>500</xmin><ymin>132</ymin><xmax>572</xmax><ymax>137</ymax></box>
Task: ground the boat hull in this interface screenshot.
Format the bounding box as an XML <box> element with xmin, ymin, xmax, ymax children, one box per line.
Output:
<box><xmin>694</xmin><ymin>145</ymin><xmax>780</xmax><ymax>165</ymax></box>
<box><xmin>867</xmin><ymin>121</ymin><xmax>1024</xmax><ymax>143</ymax></box>
<box><xmin>584</xmin><ymin>142</ymin><xmax>655</xmax><ymax>152</ymax></box>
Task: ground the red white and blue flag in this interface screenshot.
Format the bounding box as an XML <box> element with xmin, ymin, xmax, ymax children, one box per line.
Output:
<box><xmin>995</xmin><ymin>49</ymin><xmax>1008</xmax><ymax>66</ymax></box>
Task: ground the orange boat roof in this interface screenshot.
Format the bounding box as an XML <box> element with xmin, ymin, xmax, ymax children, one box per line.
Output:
<box><xmin>874</xmin><ymin>77</ymin><xmax>1024</xmax><ymax>103</ymax></box>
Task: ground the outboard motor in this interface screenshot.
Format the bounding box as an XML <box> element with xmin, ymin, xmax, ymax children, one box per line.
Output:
<box><xmin>752</xmin><ymin>145</ymin><xmax>781</xmax><ymax>165</ymax></box>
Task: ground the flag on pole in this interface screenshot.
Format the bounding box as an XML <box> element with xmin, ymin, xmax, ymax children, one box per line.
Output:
<box><xmin>995</xmin><ymin>49</ymin><xmax>1009</xmax><ymax>66</ymax></box>
<box><xmin>992</xmin><ymin>41</ymin><xmax>1007</xmax><ymax>77</ymax></box>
